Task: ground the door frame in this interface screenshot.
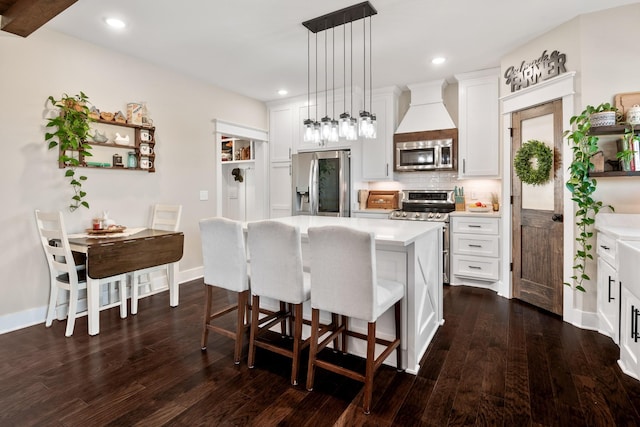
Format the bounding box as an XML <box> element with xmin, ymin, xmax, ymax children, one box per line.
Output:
<box><xmin>500</xmin><ymin>72</ymin><xmax>583</xmax><ymax>325</ymax></box>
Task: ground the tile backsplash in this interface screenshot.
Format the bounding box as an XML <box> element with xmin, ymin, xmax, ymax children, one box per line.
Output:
<box><xmin>366</xmin><ymin>171</ymin><xmax>502</xmax><ymax>204</ymax></box>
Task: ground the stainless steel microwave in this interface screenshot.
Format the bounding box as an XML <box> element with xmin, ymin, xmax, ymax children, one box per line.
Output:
<box><xmin>394</xmin><ymin>138</ymin><xmax>455</xmax><ymax>171</ymax></box>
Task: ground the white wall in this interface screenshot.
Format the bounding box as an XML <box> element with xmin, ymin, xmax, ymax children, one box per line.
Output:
<box><xmin>0</xmin><ymin>29</ymin><xmax>266</xmax><ymax>331</ymax></box>
<box><xmin>499</xmin><ymin>3</ymin><xmax>640</xmax><ymax>315</ymax></box>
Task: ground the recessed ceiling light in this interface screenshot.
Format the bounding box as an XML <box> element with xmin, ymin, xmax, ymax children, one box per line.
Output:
<box><xmin>432</xmin><ymin>57</ymin><xmax>446</xmax><ymax>65</ymax></box>
<box><xmin>105</xmin><ymin>18</ymin><xmax>126</xmax><ymax>29</ymax></box>
<box><xmin>277</xmin><ymin>89</ymin><xmax>288</xmax><ymax>96</ymax></box>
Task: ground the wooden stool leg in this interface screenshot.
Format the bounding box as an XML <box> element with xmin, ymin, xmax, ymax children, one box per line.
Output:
<box><xmin>280</xmin><ymin>301</ymin><xmax>287</xmax><ymax>336</ymax></box>
<box><xmin>200</xmin><ymin>285</ymin><xmax>212</xmax><ymax>350</ymax></box>
<box><xmin>342</xmin><ymin>315</ymin><xmax>349</xmax><ymax>355</ymax></box>
<box><xmin>306</xmin><ymin>308</ymin><xmax>320</xmax><ymax>391</ymax></box>
<box><xmin>291</xmin><ymin>303</ymin><xmax>303</xmax><ymax>385</ymax></box>
<box><xmin>395</xmin><ymin>301</ymin><xmax>402</xmax><ymax>371</ymax></box>
<box><xmin>234</xmin><ymin>290</ymin><xmax>249</xmax><ymax>364</ymax></box>
<box><xmin>363</xmin><ymin>321</ymin><xmax>376</xmax><ymax>415</ymax></box>
<box><xmin>248</xmin><ymin>294</ymin><xmax>260</xmax><ymax>369</ymax></box>
<box><xmin>332</xmin><ymin>313</ymin><xmax>340</xmax><ymax>352</ymax></box>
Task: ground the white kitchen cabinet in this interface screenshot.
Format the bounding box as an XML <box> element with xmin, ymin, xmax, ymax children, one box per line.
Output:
<box><xmin>269</xmin><ymin>104</ymin><xmax>295</xmax><ymax>162</ymax></box>
<box><xmin>361</xmin><ymin>87</ymin><xmax>400</xmax><ymax>181</ymax></box>
<box><xmin>450</xmin><ymin>214</ymin><xmax>501</xmax><ymax>286</ymax></box>
<box><xmin>269</xmin><ymin>162</ymin><xmax>292</xmax><ymax>218</ymax></box>
<box><xmin>596</xmin><ymin>231</ymin><xmax>620</xmax><ymax>343</ymax></box>
<box><xmin>455</xmin><ymin>68</ymin><xmax>500</xmax><ymax>178</ymax></box>
<box><xmin>617</xmin><ymin>240</ymin><xmax>640</xmax><ymax>381</ymax></box>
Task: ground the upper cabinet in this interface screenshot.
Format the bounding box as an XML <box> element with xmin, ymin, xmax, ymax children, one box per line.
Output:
<box><xmin>455</xmin><ymin>68</ymin><xmax>500</xmax><ymax>178</ymax></box>
<box><xmin>269</xmin><ymin>104</ymin><xmax>296</xmax><ymax>162</ymax></box>
<box><xmin>361</xmin><ymin>87</ymin><xmax>401</xmax><ymax>181</ymax></box>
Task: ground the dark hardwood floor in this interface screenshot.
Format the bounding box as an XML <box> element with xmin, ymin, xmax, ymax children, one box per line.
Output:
<box><xmin>1</xmin><ymin>281</ymin><xmax>639</xmax><ymax>426</ymax></box>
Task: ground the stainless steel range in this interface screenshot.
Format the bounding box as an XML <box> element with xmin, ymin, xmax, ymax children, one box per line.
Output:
<box><xmin>389</xmin><ymin>190</ymin><xmax>455</xmax><ymax>284</ymax></box>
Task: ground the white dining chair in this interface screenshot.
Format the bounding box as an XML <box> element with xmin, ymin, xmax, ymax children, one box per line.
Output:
<box><xmin>247</xmin><ymin>220</ymin><xmax>311</xmax><ymax>385</ymax></box>
<box><xmin>306</xmin><ymin>225</ymin><xmax>404</xmax><ymax>414</ymax></box>
<box><xmin>199</xmin><ymin>217</ymin><xmax>250</xmax><ymax>364</ymax></box>
<box><xmin>130</xmin><ymin>204</ymin><xmax>182</xmax><ymax>315</ymax></box>
<box><xmin>35</xmin><ymin>210</ymin><xmax>127</xmax><ymax>337</ymax></box>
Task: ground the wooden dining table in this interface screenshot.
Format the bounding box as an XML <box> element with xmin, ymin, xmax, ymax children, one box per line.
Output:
<box><xmin>68</xmin><ymin>228</ymin><xmax>184</xmax><ymax>335</ymax></box>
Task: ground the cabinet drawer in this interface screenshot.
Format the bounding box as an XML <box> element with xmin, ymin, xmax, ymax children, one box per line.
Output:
<box><xmin>452</xmin><ymin>255</ymin><xmax>500</xmax><ymax>281</ymax></box>
<box><xmin>451</xmin><ymin>217</ymin><xmax>499</xmax><ymax>235</ymax></box>
<box><xmin>452</xmin><ymin>234</ymin><xmax>499</xmax><ymax>257</ymax></box>
<box><xmin>597</xmin><ymin>232</ymin><xmax>617</xmax><ymax>267</ymax></box>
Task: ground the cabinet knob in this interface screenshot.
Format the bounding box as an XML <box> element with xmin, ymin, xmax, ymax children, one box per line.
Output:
<box><xmin>552</xmin><ymin>213</ymin><xmax>564</xmax><ymax>223</ymax></box>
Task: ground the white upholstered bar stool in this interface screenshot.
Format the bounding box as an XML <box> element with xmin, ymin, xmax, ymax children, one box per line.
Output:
<box><xmin>130</xmin><ymin>204</ymin><xmax>182</xmax><ymax>315</ymax></box>
<box><xmin>199</xmin><ymin>217</ymin><xmax>249</xmax><ymax>364</ymax></box>
<box><xmin>306</xmin><ymin>225</ymin><xmax>404</xmax><ymax>414</ymax></box>
<box><xmin>35</xmin><ymin>210</ymin><xmax>127</xmax><ymax>337</ymax></box>
<box><xmin>247</xmin><ymin>220</ymin><xmax>311</xmax><ymax>385</ymax></box>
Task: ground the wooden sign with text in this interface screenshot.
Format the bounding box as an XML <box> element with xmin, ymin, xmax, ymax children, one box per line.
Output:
<box><xmin>504</xmin><ymin>50</ymin><xmax>567</xmax><ymax>93</ymax></box>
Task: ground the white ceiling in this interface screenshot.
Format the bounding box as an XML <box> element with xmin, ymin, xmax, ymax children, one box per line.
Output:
<box><xmin>44</xmin><ymin>0</ymin><xmax>639</xmax><ymax>103</ymax></box>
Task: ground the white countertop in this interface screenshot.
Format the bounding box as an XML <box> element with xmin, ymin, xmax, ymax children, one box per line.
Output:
<box><xmin>595</xmin><ymin>213</ymin><xmax>640</xmax><ymax>240</ymax></box>
<box><xmin>248</xmin><ymin>215</ymin><xmax>442</xmax><ymax>247</ymax></box>
<box><xmin>449</xmin><ymin>210</ymin><xmax>502</xmax><ymax>218</ymax></box>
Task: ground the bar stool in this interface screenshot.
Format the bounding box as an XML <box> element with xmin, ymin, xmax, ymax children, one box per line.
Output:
<box><xmin>306</xmin><ymin>225</ymin><xmax>404</xmax><ymax>414</ymax></box>
<box><xmin>199</xmin><ymin>217</ymin><xmax>249</xmax><ymax>364</ymax></box>
<box><xmin>247</xmin><ymin>220</ymin><xmax>311</xmax><ymax>385</ymax></box>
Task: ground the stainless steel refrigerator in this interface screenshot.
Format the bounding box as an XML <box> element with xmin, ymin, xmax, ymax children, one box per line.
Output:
<box><xmin>291</xmin><ymin>150</ymin><xmax>350</xmax><ymax>217</ymax></box>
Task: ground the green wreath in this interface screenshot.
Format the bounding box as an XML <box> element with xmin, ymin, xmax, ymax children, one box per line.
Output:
<box><xmin>514</xmin><ymin>140</ymin><xmax>553</xmax><ymax>186</ymax></box>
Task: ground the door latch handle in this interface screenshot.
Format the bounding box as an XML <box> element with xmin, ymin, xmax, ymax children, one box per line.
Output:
<box><xmin>552</xmin><ymin>214</ymin><xmax>564</xmax><ymax>223</ymax></box>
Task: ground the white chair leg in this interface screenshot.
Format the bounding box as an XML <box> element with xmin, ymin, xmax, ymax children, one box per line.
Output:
<box><xmin>118</xmin><ymin>277</ymin><xmax>127</xmax><ymax>319</ymax></box>
<box><xmin>65</xmin><ymin>287</ymin><xmax>79</xmax><ymax>337</ymax></box>
<box><xmin>131</xmin><ymin>274</ymin><xmax>139</xmax><ymax>315</ymax></box>
<box><xmin>45</xmin><ymin>279</ymin><xmax>58</xmax><ymax>327</ymax></box>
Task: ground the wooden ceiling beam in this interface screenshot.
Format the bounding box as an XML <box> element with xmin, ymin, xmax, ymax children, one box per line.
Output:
<box><xmin>1</xmin><ymin>0</ymin><xmax>77</xmax><ymax>37</ymax></box>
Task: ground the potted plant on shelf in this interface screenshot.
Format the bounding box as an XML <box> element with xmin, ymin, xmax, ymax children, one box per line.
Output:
<box><xmin>616</xmin><ymin>123</ymin><xmax>639</xmax><ymax>171</ymax></box>
<box><xmin>564</xmin><ymin>103</ymin><xmax>614</xmax><ymax>292</ymax></box>
<box><xmin>586</xmin><ymin>102</ymin><xmax>617</xmax><ymax>127</ymax></box>
<box><xmin>44</xmin><ymin>92</ymin><xmax>94</xmax><ymax>211</ymax></box>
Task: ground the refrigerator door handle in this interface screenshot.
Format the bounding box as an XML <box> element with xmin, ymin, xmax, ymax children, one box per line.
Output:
<box><xmin>309</xmin><ymin>155</ymin><xmax>319</xmax><ymax>215</ymax></box>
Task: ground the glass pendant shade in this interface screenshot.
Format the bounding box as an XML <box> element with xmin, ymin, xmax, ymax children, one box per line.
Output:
<box><xmin>303</xmin><ymin>118</ymin><xmax>314</xmax><ymax>142</ymax></box>
<box><xmin>320</xmin><ymin>116</ymin><xmax>332</xmax><ymax>142</ymax></box>
<box><xmin>329</xmin><ymin>119</ymin><xmax>340</xmax><ymax>142</ymax></box>
<box><xmin>346</xmin><ymin>117</ymin><xmax>358</xmax><ymax>141</ymax></box>
<box><xmin>359</xmin><ymin>111</ymin><xmax>372</xmax><ymax>137</ymax></box>
<box><xmin>338</xmin><ymin>112</ymin><xmax>351</xmax><ymax>138</ymax></box>
<box><xmin>313</xmin><ymin>121</ymin><xmax>321</xmax><ymax>144</ymax></box>
<box><xmin>369</xmin><ymin>114</ymin><xmax>377</xmax><ymax>139</ymax></box>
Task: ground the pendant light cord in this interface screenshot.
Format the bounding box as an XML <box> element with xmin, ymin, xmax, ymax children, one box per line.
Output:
<box><xmin>369</xmin><ymin>15</ymin><xmax>373</xmax><ymax>113</ymax></box>
<box><xmin>343</xmin><ymin>22</ymin><xmax>346</xmax><ymax>114</ymax></box>
<box><xmin>307</xmin><ymin>31</ymin><xmax>310</xmax><ymax>120</ymax></box>
<box><xmin>363</xmin><ymin>7</ymin><xmax>366</xmax><ymax>114</ymax></box>
<box><xmin>332</xmin><ymin>26</ymin><xmax>335</xmax><ymax>119</ymax></box>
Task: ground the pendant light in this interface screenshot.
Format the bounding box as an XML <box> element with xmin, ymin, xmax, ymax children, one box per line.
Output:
<box><xmin>338</xmin><ymin>21</ymin><xmax>350</xmax><ymax>138</ymax></box>
<box><xmin>358</xmin><ymin>6</ymin><xmax>374</xmax><ymax>139</ymax></box>
<box><xmin>303</xmin><ymin>31</ymin><xmax>314</xmax><ymax>142</ymax></box>
<box><xmin>368</xmin><ymin>14</ymin><xmax>377</xmax><ymax>138</ymax></box>
<box><xmin>301</xmin><ymin>2</ymin><xmax>378</xmax><ymax>143</ymax></box>
<box><xmin>319</xmin><ymin>22</ymin><xmax>331</xmax><ymax>144</ymax></box>
<box><xmin>329</xmin><ymin>26</ymin><xmax>340</xmax><ymax>143</ymax></box>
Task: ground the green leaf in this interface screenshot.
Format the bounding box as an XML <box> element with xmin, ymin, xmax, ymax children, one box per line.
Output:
<box><xmin>65</xmin><ymin>169</ymin><xmax>75</xmax><ymax>177</ymax></box>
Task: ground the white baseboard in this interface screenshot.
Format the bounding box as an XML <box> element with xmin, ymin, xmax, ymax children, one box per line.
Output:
<box><xmin>0</xmin><ymin>267</ymin><xmax>205</xmax><ymax>336</ymax></box>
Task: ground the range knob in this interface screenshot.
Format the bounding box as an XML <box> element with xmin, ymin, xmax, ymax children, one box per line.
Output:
<box><xmin>414</xmin><ymin>212</ymin><xmax>421</xmax><ymax>219</ymax></box>
<box><xmin>401</xmin><ymin>212</ymin><xmax>408</xmax><ymax>217</ymax></box>
<box><xmin>428</xmin><ymin>212</ymin><xmax>435</xmax><ymax>219</ymax></box>
<box><xmin>435</xmin><ymin>213</ymin><xmax>442</xmax><ymax>219</ymax></box>
<box><xmin>393</xmin><ymin>211</ymin><xmax>401</xmax><ymax>217</ymax></box>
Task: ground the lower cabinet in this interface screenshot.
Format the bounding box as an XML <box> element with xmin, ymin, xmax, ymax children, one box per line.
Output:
<box><xmin>450</xmin><ymin>215</ymin><xmax>500</xmax><ymax>287</ymax></box>
<box><xmin>596</xmin><ymin>231</ymin><xmax>620</xmax><ymax>343</ymax></box>
<box><xmin>618</xmin><ymin>240</ymin><xmax>640</xmax><ymax>380</ymax></box>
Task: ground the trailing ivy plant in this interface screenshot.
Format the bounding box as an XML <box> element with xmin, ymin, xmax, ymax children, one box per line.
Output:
<box><xmin>44</xmin><ymin>92</ymin><xmax>94</xmax><ymax>211</ymax></box>
<box><xmin>564</xmin><ymin>104</ymin><xmax>614</xmax><ymax>292</ymax></box>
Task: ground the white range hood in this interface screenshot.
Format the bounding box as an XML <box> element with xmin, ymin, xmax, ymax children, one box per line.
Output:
<box><xmin>395</xmin><ymin>80</ymin><xmax>456</xmax><ymax>134</ymax></box>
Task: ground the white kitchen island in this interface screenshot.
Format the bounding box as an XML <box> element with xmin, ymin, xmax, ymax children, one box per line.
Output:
<box><xmin>246</xmin><ymin>215</ymin><xmax>444</xmax><ymax>374</ymax></box>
